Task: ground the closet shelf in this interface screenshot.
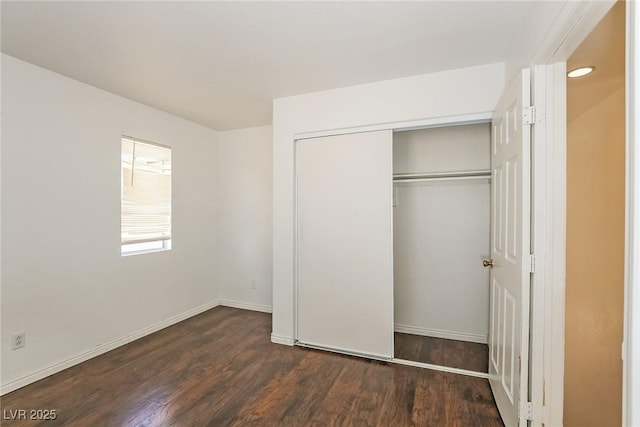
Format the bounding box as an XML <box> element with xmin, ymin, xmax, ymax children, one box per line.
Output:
<box><xmin>393</xmin><ymin>170</ymin><xmax>491</xmax><ymax>182</ymax></box>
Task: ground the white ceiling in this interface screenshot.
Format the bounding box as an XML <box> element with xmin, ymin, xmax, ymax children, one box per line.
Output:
<box><xmin>1</xmin><ymin>1</ymin><xmax>534</xmax><ymax>130</ymax></box>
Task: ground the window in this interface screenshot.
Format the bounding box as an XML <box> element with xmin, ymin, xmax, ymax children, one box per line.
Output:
<box><xmin>121</xmin><ymin>136</ymin><xmax>172</xmax><ymax>255</ymax></box>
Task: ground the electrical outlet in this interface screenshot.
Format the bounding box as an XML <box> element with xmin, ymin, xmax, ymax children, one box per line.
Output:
<box><xmin>12</xmin><ymin>332</ymin><xmax>25</xmax><ymax>350</ymax></box>
<box><xmin>251</xmin><ymin>280</ymin><xmax>257</xmax><ymax>290</ymax></box>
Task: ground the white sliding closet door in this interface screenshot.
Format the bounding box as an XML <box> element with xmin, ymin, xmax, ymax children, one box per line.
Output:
<box><xmin>296</xmin><ymin>130</ymin><xmax>394</xmax><ymax>359</ymax></box>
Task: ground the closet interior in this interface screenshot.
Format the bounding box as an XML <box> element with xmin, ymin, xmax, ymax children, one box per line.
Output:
<box><xmin>392</xmin><ymin>123</ymin><xmax>491</xmax><ymax>373</ymax></box>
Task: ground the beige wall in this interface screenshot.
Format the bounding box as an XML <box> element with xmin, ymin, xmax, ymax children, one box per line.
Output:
<box><xmin>565</xmin><ymin>3</ymin><xmax>625</xmax><ymax>423</ymax></box>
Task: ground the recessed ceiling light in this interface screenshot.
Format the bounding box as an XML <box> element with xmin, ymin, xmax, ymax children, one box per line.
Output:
<box><xmin>568</xmin><ymin>66</ymin><xmax>595</xmax><ymax>78</ymax></box>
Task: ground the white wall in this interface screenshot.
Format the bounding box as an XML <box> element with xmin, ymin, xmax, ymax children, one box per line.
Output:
<box><xmin>272</xmin><ymin>62</ymin><xmax>505</xmax><ymax>343</ymax></box>
<box><xmin>393</xmin><ymin>124</ymin><xmax>491</xmax><ymax>343</ymax></box>
<box><xmin>393</xmin><ymin>123</ymin><xmax>490</xmax><ymax>173</ymax></box>
<box><xmin>217</xmin><ymin>126</ymin><xmax>273</xmax><ymax>312</ymax></box>
<box><xmin>1</xmin><ymin>54</ymin><xmax>219</xmax><ymax>392</ymax></box>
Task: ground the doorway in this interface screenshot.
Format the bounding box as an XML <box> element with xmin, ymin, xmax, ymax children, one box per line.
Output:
<box><xmin>564</xmin><ymin>2</ymin><xmax>625</xmax><ymax>425</ymax></box>
<box><xmin>392</xmin><ymin>123</ymin><xmax>492</xmax><ymax>375</ymax></box>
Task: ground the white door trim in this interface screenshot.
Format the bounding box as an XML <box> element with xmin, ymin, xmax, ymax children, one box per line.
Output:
<box><xmin>528</xmin><ymin>1</ymin><xmax>617</xmax><ymax>426</ymax></box>
<box><xmin>532</xmin><ymin>1</ymin><xmax>618</xmax><ymax>66</ymax></box>
<box><xmin>625</xmin><ymin>1</ymin><xmax>640</xmax><ymax>425</ymax></box>
<box><xmin>293</xmin><ymin>112</ymin><xmax>493</xmax><ymax>140</ymax></box>
<box><xmin>530</xmin><ymin>61</ymin><xmax>568</xmax><ymax>427</ymax></box>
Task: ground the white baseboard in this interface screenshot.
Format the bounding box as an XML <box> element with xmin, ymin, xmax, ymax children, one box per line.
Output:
<box><xmin>218</xmin><ymin>299</ymin><xmax>272</xmax><ymax>313</ymax></box>
<box><xmin>271</xmin><ymin>333</ymin><xmax>294</xmax><ymax>346</ymax></box>
<box><xmin>0</xmin><ymin>299</ymin><xmax>221</xmax><ymax>396</ymax></box>
<box><xmin>394</xmin><ymin>324</ymin><xmax>488</xmax><ymax>344</ymax></box>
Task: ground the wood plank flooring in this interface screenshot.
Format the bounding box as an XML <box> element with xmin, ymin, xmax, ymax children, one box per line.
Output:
<box><xmin>1</xmin><ymin>307</ymin><xmax>503</xmax><ymax>426</ymax></box>
<box><xmin>394</xmin><ymin>333</ymin><xmax>489</xmax><ymax>373</ymax></box>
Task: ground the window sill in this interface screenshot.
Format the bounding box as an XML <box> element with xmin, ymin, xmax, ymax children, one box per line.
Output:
<box><xmin>121</xmin><ymin>247</ymin><xmax>171</xmax><ymax>257</ymax></box>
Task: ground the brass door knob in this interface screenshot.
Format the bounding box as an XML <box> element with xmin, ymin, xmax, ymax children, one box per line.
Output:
<box><xmin>483</xmin><ymin>259</ymin><xmax>494</xmax><ymax>268</ymax></box>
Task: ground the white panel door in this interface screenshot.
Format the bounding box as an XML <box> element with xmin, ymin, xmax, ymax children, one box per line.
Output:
<box><xmin>489</xmin><ymin>69</ymin><xmax>531</xmax><ymax>426</ymax></box>
<box><xmin>296</xmin><ymin>130</ymin><xmax>394</xmax><ymax>359</ymax></box>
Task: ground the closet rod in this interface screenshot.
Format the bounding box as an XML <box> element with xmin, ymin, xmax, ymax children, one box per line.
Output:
<box><xmin>393</xmin><ymin>170</ymin><xmax>491</xmax><ymax>181</ymax></box>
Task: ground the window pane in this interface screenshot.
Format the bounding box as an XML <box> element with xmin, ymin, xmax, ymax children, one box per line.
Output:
<box><xmin>121</xmin><ymin>137</ymin><xmax>171</xmax><ymax>253</ymax></box>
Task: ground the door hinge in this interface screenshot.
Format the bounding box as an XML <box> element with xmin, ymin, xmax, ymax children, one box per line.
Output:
<box><xmin>519</xmin><ymin>401</ymin><xmax>533</xmax><ymax>421</ymax></box>
<box><xmin>530</xmin><ymin>254</ymin><xmax>536</xmax><ymax>273</ymax></box>
<box><xmin>523</xmin><ymin>105</ymin><xmax>536</xmax><ymax>125</ymax></box>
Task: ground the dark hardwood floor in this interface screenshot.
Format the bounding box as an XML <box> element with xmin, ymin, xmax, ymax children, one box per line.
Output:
<box><xmin>394</xmin><ymin>333</ymin><xmax>489</xmax><ymax>373</ymax></box>
<box><xmin>1</xmin><ymin>307</ymin><xmax>503</xmax><ymax>426</ymax></box>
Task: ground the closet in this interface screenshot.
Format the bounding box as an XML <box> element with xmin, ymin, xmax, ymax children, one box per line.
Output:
<box><xmin>295</xmin><ymin>123</ymin><xmax>491</xmax><ymax>373</ymax></box>
<box><xmin>392</xmin><ymin>123</ymin><xmax>491</xmax><ymax>373</ymax></box>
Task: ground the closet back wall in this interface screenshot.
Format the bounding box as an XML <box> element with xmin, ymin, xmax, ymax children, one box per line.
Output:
<box><xmin>393</xmin><ymin>124</ymin><xmax>491</xmax><ymax>343</ymax></box>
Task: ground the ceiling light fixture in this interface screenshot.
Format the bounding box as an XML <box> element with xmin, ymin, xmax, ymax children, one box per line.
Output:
<box><xmin>567</xmin><ymin>66</ymin><xmax>595</xmax><ymax>78</ymax></box>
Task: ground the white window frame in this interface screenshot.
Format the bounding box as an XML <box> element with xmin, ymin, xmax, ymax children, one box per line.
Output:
<box><xmin>121</xmin><ymin>239</ymin><xmax>172</xmax><ymax>257</ymax></box>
